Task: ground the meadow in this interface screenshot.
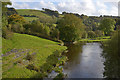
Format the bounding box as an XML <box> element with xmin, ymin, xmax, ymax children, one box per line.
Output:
<box><xmin>24</xmin><ymin>17</ymin><xmax>39</xmax><ymax>22</ymax></box>
<box><xmin>2</xmin><ymin>33</ymin><xmax>67</xmax><ymax>78</ymax></box>
<box><xmin>16</xmin><ymin>9</ymin><xmax>56</xmax><ymax>23</ymax></box>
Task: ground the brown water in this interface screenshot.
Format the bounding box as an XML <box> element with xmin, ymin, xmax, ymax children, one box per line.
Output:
<box><xmin>63</xmin><ymin>43</ymin><xmax>104</xmax><ymax>78</ymax></box>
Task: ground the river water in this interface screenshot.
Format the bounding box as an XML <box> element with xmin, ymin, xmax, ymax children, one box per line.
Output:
<box><xmin>63</xmin><ymin>42</ymin><xmax>104</xmax><ymax>78</ymax></box>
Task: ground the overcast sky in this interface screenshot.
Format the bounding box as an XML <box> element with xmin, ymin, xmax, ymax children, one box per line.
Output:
<box><xmin>8</xmin><ymin>0</ymin><xmax>119</xmax><ymax>16</ymax></box>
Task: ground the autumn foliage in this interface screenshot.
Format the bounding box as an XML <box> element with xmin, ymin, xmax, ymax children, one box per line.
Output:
<box><xmin>8</xmin><ymin>14</ymin><xmax>26</xmax><ymax>23</ymax></box>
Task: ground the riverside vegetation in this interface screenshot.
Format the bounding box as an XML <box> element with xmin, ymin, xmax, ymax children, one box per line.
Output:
<box><xmin>1</xmin><ymin>2</ymin><xmax>120</xmax><ymax>78</ymax></box>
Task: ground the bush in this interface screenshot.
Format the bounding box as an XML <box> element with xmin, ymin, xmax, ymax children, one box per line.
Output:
<box><xmin>88</xmin><ymin>31</ymin><xmax>96</xmax><ymax>38</ymax></box>
<box><xmin>44</xmin><ymin>26</ymin><xmax>50</xmax><ymax>36</ymax></box>
<box><xmin>2</xmin><ymin>27</ymin><xmax>13</xmax><ymax>39</ymax></box>
<box><xmin>26</xmin><ymin>64</ymin><xmax>39</xmax><ymax>72</ymax></box>
<box><xmin>26</xmin><ymin>53</ymin><xmax>35</xmax><ymax>61</ymax></box>
<box><xmin>50</xmin><ymin>29</ymin><xmax>59</xmax><ymax>40</ymax></box>
<box><xmin>8</xmin><ymin>14</ymin><xmax>25</xmax><ymax>24</ymax></box>
<box><xmin>82</xmin><ymin>31</ymin><xmax>88</xmax><ymax>39</ymax></box>
<box><xmin>95</xmin><ymin>30</ymin><xmax>104</xmax><ymax>37</ymax></box>
<box><xmin>11</xmin><ymin>23</ymin><xmax>25</xmax><ymax>33</ymax></box>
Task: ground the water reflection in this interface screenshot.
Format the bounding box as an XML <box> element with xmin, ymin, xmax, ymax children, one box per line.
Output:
<box><xmin>63</xmin><ymin>43</ymin><xmax>104</xmax><ymax>78</ymax></box>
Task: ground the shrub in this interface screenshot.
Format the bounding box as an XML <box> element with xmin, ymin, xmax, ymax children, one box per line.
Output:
<box><xmin>95</xmin><ymin>30</ymin><xmax>104</xmax><ymax>37</ymax></box>
<box><xmin>51</xmin><ymin>29</ymin><xmax>59</xmax><ymax>40</ymax></box>
<box><xmin>8</xmin><ymin>14</ymin><xmax>26</xmax><ymax>24</ymax></box>
<box><xmin>26</xmin><ymin>64</ymin><xmax>39</xmax><ymax>72</ymax></box>
<box><xmin>82</xmin><ymin>31</ymin><xmax>88</xmax><ymax>39</ymax></box>
<box><xmin>88</xmin><ymin>31</ymin><xmax>96</xmax><ymax>38</ymax></box>
<box><xmin>26</xmin><ymin>53</ymin><xmax>35</xmax><ymax>61</ymax></box>
<box><xmin>11</xmin><ymin>23</ymin><xmax>25</xmax><ymax>33</ymax></box>
<box><xmin>103</xmin><ymin>31</ymin><xmax>120</xmax><ymax>78</ymax></box>
<box><xmin>2</xmin><ymin>27</ymin><xmax>13</xmax><ymax>39</ymax></box>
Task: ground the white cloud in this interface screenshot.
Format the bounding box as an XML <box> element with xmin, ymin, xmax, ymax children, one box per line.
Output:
<box><xmin>9</xmin><ymin>0</ymin><xmax>119</xmax><ymax>16</ymax></box>
<box><xmin>56</xmin><ymin>0</ymin><xmax>96</xmax><ymax>15</ymax></box>
<box><xmin>109</xmin><ymin>6</ymin><xmax>118</xmax><ymax>16</ymax></box>
<box><xmin>39</xmin><ymin>1</ymin><xmax>57</xmax><ymax>10</ymax></box>
<box><xmin>8</xmin><ymin>2</ymin><xmax>30</xmax><ymax>9</ymax></box>
<box><xmin>96</xmin><ymin>1</ymin><xmax>107</xmax><ymax>9</ymax></box>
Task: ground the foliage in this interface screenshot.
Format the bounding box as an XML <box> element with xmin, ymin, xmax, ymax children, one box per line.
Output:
<box><xmin>24</xmin><ymin>20</ymin><xmax>51</xmax><ymax>39</ymax></box>
<box><xmin>44</xmin><ymin>25</ymin><xmax>50</xmax><ymax>36</ymax></box>
<box><xmin>8</xmin><ymin>14</ymin><xmax>26</xmax><ymax>24</ymax></box>
<box><xmin>95</xmin><ymin>30</ymin><xmax>104</xmax><ymax>37</ymax></box>
<box><xmin>103</xmin><ymin>30</ymin><xmax>120</xmax><ymax>78</ymax></box>
<box><xmin>99</xmin><ymin>18</ymin><xmax>116</xmax><ymax>35</ymax></box>
<box><xmin>82</xmin><ymin>31</ymin><xmax>88</xmax><ymax>39</ymax></box>
<box><xmin>2</xmin><ymin>33</ymin><xmax>67</xmax><ymax>78</ymax></box>
<box><xmin>26</xmin><ymin>53</ymin><xmax>35</xmax><ymax>61</ymax></box>
<box><xmin>26</xmin><ymin>64</ymin><xmax>39</xmax><ymax>72</ymax></box>
<box><xmin>16</xmin><ymin>9</ymin><xmax>57</xmax><ymax>24</ymax></box>
<box><xmin>2</xmin><ymin>27</ymin><xmax>13</xmax><ymax>39</ymax></box>
<box><xmin>10</xmin><ymin>23</ymin><xmax>25</xmax><ymax>33</ymax></box>
<box><xmin>79</xmin><ymin>36</ymin><xmax>111</xmax><ymax>42</ymax></box>
<box><xmin>30</xmin><ymin>20</ymin><xmax>44</xmax><ymax>33</ymax></box>
<box><xmin>51</xmin><ymin>29</ymin><xmax>59</xmax><ymax>40</ymax></box>
<box><xmin>58</xmin><ymin>14</ymin><xmax>85</xmax><ymax>42</ymax></box>
<box><xmin>87</xmin><ymin>31</ymin><xmax>96</xmax><ymax>38</ymax></box>
<box><xmin>2</xmin><ymin>2</ymin><xmax>12</xmax><ymax>27</ymax></box>
<box><xmin>42</xmin><ymin>8</ymin><xmax>59</xmax><ymax>17</ymax></box>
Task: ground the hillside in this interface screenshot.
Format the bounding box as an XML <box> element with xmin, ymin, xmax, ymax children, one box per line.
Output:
<box><xmin>16</xmin><ymin>9</ymin><xmax>57</xmax><ymax>23</ymax></box>
<box><xmin>2</xmin><ymin>33</ymin><xmax>67</xmax><ymax>78</ymax></box>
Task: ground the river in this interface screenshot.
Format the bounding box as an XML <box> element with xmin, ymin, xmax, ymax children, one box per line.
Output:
<box><xmin>63</xmin><ymin>42</ymin><xmax>104</xmax><ymax>78</ymax></box>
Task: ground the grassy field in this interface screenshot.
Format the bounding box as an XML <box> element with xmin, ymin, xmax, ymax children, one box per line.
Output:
<box><xmin>2</xmin><ymin>33</ymin><xmax>67</xmax><ymax>78</ymax></box>
<box><xmin>24</xmin><ymin>17</ymin><xmax>39</xmax><ymax>22</ymax></box>
<box><xmin>79</xmin><ymin>36</ymin><xmax>111</xmax><ymax>42</ymax></box>
<box><xmin>16</xmin><ymin>9</ymin><xmax>57</xmax><ymax>23</ymax></box>
<box><xmin>16</xmin><ymin>9</ymin><xmax>49</xmax><ymax>17</ymax></box>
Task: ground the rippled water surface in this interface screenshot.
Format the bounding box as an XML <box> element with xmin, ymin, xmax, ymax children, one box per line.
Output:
<box><xmin>63</xmin><ymin>43</ymin><xmax>104</xmax><ymax>78</ymax></box>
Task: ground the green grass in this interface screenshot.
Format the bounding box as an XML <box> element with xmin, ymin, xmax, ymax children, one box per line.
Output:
<box><xmin>16</xmin><ymin>9</ymin><xmax>52</xmax><ymax>19</ymax></box>
<box><xmin>2</xmin><ymin>33</ymin><xmax>67</xmax><ymax>78</ymax></box>
<box><xmin>17</xmin><ymin>9</ymin><xmax>49</xmax><ymax>16</ymax></box>
<box><xmin>24</xmin><ymin>17</ymin><xmax>39</xmax><ymax>22</ymax></box>
<box><xmin>79</xmin><ymin>36</ymin><xmax>111</xmax><ymax>42</ymax></box>
<box><xmin>16</xmin><ymin>9</ymin><xmax>57</xmax><ymax>23</ymax></box>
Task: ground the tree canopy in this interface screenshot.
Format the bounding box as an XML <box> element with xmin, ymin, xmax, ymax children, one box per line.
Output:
<box><xmin>8</xmin><ymin>14</ymin><xmax>26</xmax><ymax>24</ymax></box>
<box><xmin>99</xmin><ymin>18</ymin><xmax>116</xmax><ymax>35</ymax></box>
<box><xmin>58</xmin><ymin>14</ymin><xmax>85</xmax><ymax>42</ymax></box>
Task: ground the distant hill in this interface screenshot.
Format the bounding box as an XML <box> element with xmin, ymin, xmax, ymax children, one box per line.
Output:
<box><xmin>7</xmin><ymin>8</ymin><xmax>120</xmax><ymax>29</ymax></box>
<box><xmin>16</xmin><ymin>9</ymin><xmax>57</xmax><ymax>23</ymax></box>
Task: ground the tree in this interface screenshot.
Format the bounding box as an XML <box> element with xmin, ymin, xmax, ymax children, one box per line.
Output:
<box><xmin>2</xmin><ymin>27</ymin><xmax>13</xmax><ymax>39</ymax></box>
<box><xmin>87</xmin><ymin>31</ymin><xmax>96</xmax><ymax>38</ymax></box>
<box><xmin>103</xmin><ymin>30</ymin><xmax>120</xmax><ymax>78</ymax></box>
<box><xmin>30</xmin><ymin>20</ymin><xmax>44</xmax><ymax>33</ymax></box>
<box><xmin>95</xmin><ymin>30</ymin><xmax>104</xmax><ymax>37</ymax></box>
<box><xmin>2</xmin><ymin>2</ymin><xmax>12</xmax><ymax>27</ymax></box>
<box><xmin>58</xmin><ymin>14</ymin><xmax>85</xmax><ymax>42</ymax></box>
<box><xmin>2</xmin><ymin>2</ymin><xmax>13</xmax><ymax>39</ymax></box>
<box><xmin>44</xmin><ymin>26</ymin><xmax>50</xmax><ymax>36</ymax></box>
<box><xmin>99</xmin><ymin>18</ymin><xmax>116</xmax><ymax>35</ymax></box>
<box><xmin>51</xmin><ymin>28</ymin><xmax>59</xmax><ymax>40</ymax></box>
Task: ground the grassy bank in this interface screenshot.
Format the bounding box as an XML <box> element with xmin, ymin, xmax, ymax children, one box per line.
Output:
<box><xmin>79</xmin><ymin>36</ymin><xmax>111</xmax><ymax>42</ymax></box>
<box><xmin>2</xmin><ymin>33</ymin><xmax>67</xmax><ymax>78</ymax></box>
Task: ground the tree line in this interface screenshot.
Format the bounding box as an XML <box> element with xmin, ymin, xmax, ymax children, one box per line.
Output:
<box><xmin>2</xmin><ymin>2</ymin><xmax>120</xmax><ymax>42</ymax></box>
